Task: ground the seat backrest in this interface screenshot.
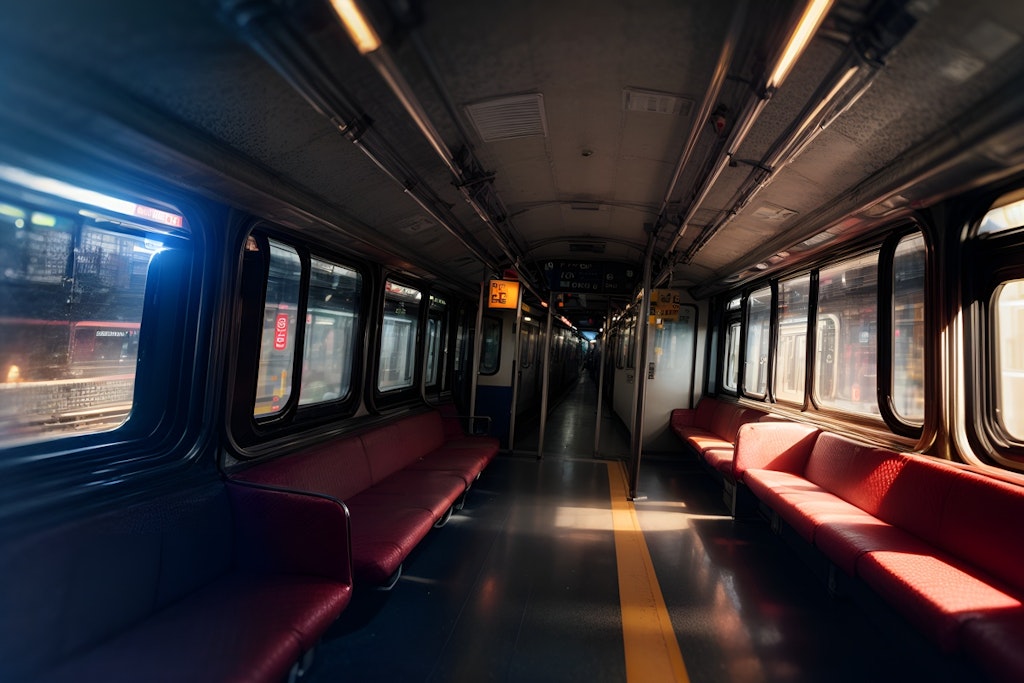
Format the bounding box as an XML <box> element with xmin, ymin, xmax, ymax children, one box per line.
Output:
<box><xmin>804</xmin><ymin>432</ymin><xmax>909</xmax><ymax>517</ymax></box>
<box><xmin>0</xmin><ymin>482</ymin><xmax>232</xmax><ymax>681</ymax></box>
<box><xmin>240</xmin><ymin>436</ymin><xmax>372</xmax><ymax>501</ymax></box>
<box><xmin>360</xmin><ymin>411</ymin><xmax>446</xmax><ymax>483</ymax></box>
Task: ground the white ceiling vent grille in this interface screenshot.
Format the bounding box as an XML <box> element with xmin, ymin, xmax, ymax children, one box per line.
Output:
<box><xmin>465</xmin><ymin>94</ymin><xmax>548</xmax><ymax>142</ymax></box>
<box><xmin>622</xmin><ymin>88</ymin><xmax>693</xmax><ymax>117</ymax></box>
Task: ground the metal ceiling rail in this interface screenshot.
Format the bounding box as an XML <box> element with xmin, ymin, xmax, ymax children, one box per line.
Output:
<box><xmin>349</xmin><ymin>3</ymin><xmax>546</xmax><ymax>301</ymax></box>
<box><xmin>217</xmin><ymin>0</ymin><xmax>503</xmax><ymax>276</ymax></box>
<box><xmin>678</xmin><ymin>0</ymin><xmax>918</xmax><ymax>266</ymax></box>
<box><xmin>660</xmin><ymin>0</ymin><xmax>836</xmax><ymax>270</ymax></box>
<box><xmin>652</xmin><ymin>0</ymin><xmax>748</xmax><ymax>250</ymax></box>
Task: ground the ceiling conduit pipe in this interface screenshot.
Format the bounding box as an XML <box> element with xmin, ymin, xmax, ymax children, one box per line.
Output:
<box><xmin>333</xmin><ymin>0</ymin><xmax>546</xmax><ymax>300</ymax></box>
<box><xmin>405</xmin><ymin>28</ymin><xmax>548</xmax><ymax>291</ymax></box>
<box><xmin>662</xmin><ymin>0</ymin><xmax>835</xmax><ymax>262</ymax></box>
<box><xmin>651</xmin><ymin>0</ymin><xmax>747</xmax><ymax>289</ymax></box>
<box><xmin>218</xmin><ymin>0</ymin><xmax>503</xmax><ymax>274</ymax></box>
<box><xmin>679</xmin><ymin>0</ymin><xmax>916</xmax><ymax>265</ymax></box>
<box><xmin>654</xmin><ymin>0</ymin><xmax>748</xmax><ymax>241</ymax></box>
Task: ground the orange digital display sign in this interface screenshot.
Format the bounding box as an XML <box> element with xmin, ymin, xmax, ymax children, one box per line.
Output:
<box><xmin>488</xmin><ymin>279</ymin><xmax>520</xmax><ymax>309</ymax></box>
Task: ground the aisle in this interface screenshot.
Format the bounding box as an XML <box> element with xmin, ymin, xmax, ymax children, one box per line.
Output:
<box><xmin>511</xmin><ymin>374</ymin><xmax>630</xmax><ymax>459</ymax></box>
<box><xmin>305</xmin><ymin>383</ymin><xmax>967</xmax><ymax>682</ymax></box>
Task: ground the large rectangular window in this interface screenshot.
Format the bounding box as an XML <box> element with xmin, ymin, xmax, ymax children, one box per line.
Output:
<box><xmin>0</xmin><ymin>173</ymin><xmax>179</xmax><ymax>447</ymax></box>
<box><xmin>775</xmin><ymin>275</ymin><xmax>810</xmax><ymax>404</ymax></box>
<box><xmin>743</xmin><ymin>287</ymin><xmax>771</xmax><ymax>397</ymax></box>
<box><xmin>378</xmin><ymin>280</ymin><xmax>422</xmax><ymax>392</ymax></box>
<box><xmin>815</xmin><ymin>252</ymin><xmax>879</xmax><ymax>416</ymax></box>
<box><xmin>892</xmin><ymin>234</ymin><xmax>925</xmax><ymax>423</ymax></box>
<box><xmin>479</xmin><ymin>316</ymin><xmax>501</xmax><ymax>375</ymax></box>
<box><xmin>995</xmin><ymin>280</ymin><xmax>1024</xmax><ymax>439</ymax></box>
<box><xmin>723</xmin><ymin>320</ymin><xmax>741</xmax><ymax>393</ymax></box>
<box><xmin>300</xmin><ymin>258</ymin><xmax>361</xmax><ymax>405</ymax></box>
<box><xmin>424</xmin><ymin>295</ymin><xmax>447</xmax><ymax>388</ymax></box>
<box><xmin>255</xmin><ymin>241</ymin><xmax>302</xmax><ymax>416</ymax></box>
<box><xmin>253</xmin><ymin>237</ymin><xmax>363</xmax><ymax>417</ymax></box>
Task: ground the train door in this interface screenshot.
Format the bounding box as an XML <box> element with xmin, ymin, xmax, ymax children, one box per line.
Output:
<box><xmin>612</xmin><ymin>311</ymin><xmax>637</xmax><ymax>428</ymax></box>
<box><xmin>474</xmin><ymin>309</ymin><xmax>515</xmax><ymax>447</ymax></box>
<box><xmin>643</xmin><ymin>303</ymin><xmax>697</xmax><ymax>451</ymax></box>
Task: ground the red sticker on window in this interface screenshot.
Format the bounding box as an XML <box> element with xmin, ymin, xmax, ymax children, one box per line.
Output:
<box><xmin>273</xmin><ymin>313</ymin><xmax>289</xmax><ymax>350</ymax></box>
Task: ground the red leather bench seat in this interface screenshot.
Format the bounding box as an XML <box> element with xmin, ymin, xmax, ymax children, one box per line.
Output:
<box><xmin>0</xmin><ymin>481</ymin><xmax>353</xmax><ymax>683</ymax></box>
<box><xmin>734</xmin><ymin>422</ymin><xmax>1024</xmax><ymax>680</ymax></box>
<box><xmin>236</xmin><ymin>408</ymin><xmax>498</xmax><ymax>585</ymax></box>
<box><xmin>670</xmin><ymin>397</ymin><xmax>767</xmax><ymax>477</ymax></box>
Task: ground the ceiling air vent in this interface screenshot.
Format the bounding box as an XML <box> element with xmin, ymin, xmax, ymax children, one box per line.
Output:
<box><xmin>622</xmin><ymin>88</ymin><xmax>693</xmax><ymax>117</ymax></box>
<box><xmin>465</xmin><ymin>94</ymin><xmax>548</xmax><ymax>142</ymax></box>
<box><xmin>569</xmin><ymin>242</ymin><xmax>606</xmax><ymax>254</ymax></box>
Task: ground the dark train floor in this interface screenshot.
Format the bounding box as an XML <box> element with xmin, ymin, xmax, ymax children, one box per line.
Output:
<box><xmin>306</xmin><ymin>377</ymin><xmax>967</xmax><ymax>682</ymax></box>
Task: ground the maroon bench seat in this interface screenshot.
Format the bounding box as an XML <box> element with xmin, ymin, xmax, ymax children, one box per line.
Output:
<box><xmin>733</xmin><ymin>422</ymin><xmax>1024</xmax><ymax>682</ymax></box>
<box><xmin>236</xmin><ymin>408</ymin><xmax>499</xmax><ymax>586</ymax></box>
<box><xmin>0</xmin><ymin>480</ymin><xmax>353</xmax><ymax>683</ymax></box>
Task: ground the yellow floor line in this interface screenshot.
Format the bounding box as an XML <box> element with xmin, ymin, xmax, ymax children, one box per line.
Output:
<box><xmin>607</xmin><ymin>461</ymin><xmax>690</xmax><ymax>683</ymax></box>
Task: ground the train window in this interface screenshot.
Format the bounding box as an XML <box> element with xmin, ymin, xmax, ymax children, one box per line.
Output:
<box><xmin>519</xmin><ymin>320</ymin><xmax>534</xmax><ymax>369</ymax></box>
<box><xmin>706</xmin><ymin>323</ymin><xmax>718</xmax><ymax>395</ymax></box>
<box><xmin>743</xmin><ymin>287</ymin><xmax>771</xmax><ymax>398</ymax></box>
<box><xmin>892</xmin><ymin>234</ymin><xmax>925</xmax><ymax>423</ymax></box>
<box><xmin>993</xmin><ymin>279</ymin><xmax>1024</xmax><ymax>439</ymax></box>
<box><xmin>626</xmin><ymin>316</ymin><xmax>636</xmax><ymax>369</ymax></box>
<box><xmin>814</xmin><ymin>251</ymin><xmax>879</xmax><ymax>416</ymax></box>
<box><xmin>479</xmin><ymin>315</ymin><xmax>501</xmax><ymax>375</ymax></box>
<box><xmin>615</xmin><ymin>326</ymin><xmax>627</xmax><ymax>369</ymax></box>
<box><xmin>0</xmin><ymin>175</ymin><xmax>180</xmax><ymax>448</ymax></box>
<box><xmin>775</xmin><ymin>275</ymin><xmax>810</xmax><ymax>404</ymax></box>
<box><xmin>378</xmin><ymin>280</ymin><xmax>422</xmax><ymax>392</ymax></box>
<box><xmin>299</xmin><ymin>258</ymin><xmax>361</xmax><ymax>405</ymax></box>
<box><xmin>254</xmin><ymin>241</ymin><xmax>302</xmax><ymax>416</ymax></box>
<box><xmin>977</xmin><ymin>195</ymin><xmax>1024</xmax><ymax>235</ymax></box>
<box><xmin>424</xmin><ymin>295</ymin><xmax>447</xmax><ymax>388</ymax></box>
<box><xmin>723</xmin><ymin>320</ymin><xmax>741</xmax><ymax>393</ymax></box>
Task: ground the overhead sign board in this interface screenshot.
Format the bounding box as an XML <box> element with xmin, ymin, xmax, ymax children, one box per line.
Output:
<box><xmin>543</xmin><ymin>260</ymin><xmax>637</xmax><ymax>295</ymax></box>
<box><xmin>488</xmin><ymin>279</ymin><xmax>520</xmax><ymax>309</ymax></box>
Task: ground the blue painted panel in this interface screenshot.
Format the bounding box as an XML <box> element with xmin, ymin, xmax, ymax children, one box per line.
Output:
<box><xmin>475</xmin><ymin>385</ymin><xmax>513</xmax><ymax>448</ymax></box>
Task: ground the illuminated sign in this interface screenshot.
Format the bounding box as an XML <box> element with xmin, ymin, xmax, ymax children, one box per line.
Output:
<box><xmin>649</xmin><ymin>289</ymin><xmax>681</xmax><ymax>323</ymax></box>
<box><xmin>273</xmin><ymin>313</ymin><xmax>289</xmax><ymax>350</ymax></box>
<box><xmin>488</xmin><ymin>279</ymin><xmax>520</xmax><ymax>309</ymax></box>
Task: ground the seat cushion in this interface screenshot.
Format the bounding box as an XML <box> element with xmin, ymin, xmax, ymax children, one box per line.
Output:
<box><xmin>857</xmin><ymin>545</ymin><xmax>1022</xmax><ymax>652</ymax></box>
<box><xmin>344</xmin><ymin>502</ymin><xmax>437</xmax><ymax>584</ymax></box>
<box><xmin>960</xmin><ymin>609</ymin><xmax>1024</xmax><ymax>683</ymax></box>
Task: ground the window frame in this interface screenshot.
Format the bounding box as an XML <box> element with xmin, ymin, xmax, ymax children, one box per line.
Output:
<box><xmin>229</xmin><ymin>226</ymin><xmax>367</xmax><ymax>448</ymax></box>
<box><xmin>963</xmin><ymin>190</ymin><xmax>1024</xmax><ymax>470</ymax></box>
<box><xmin>423</xmin><ymin>293</ymin><xmax>450</xmax><ymax>394</ymax></box>
<box><xmin>0</xmin><ymin>163</ymin><xmax>207</xmax><ymax>490</ymax></box>
<box><xmin>709</xmin><ymin>222</ymin><xmax>927</xmax><ymax>437</ymax></box>
<box><xmin>372</xmin><ymin>277</ymin><xmax>425</xmax><ymax>407</ymax></box>
<box><xmin>478</xmin><ymin>315</ymin><xmax>502</xmax><ymax>376</ymax></box>
<box><xmin>742</xmin><ymin>285</ymin><xmax>774</xmax><ymax>400</ymax></box>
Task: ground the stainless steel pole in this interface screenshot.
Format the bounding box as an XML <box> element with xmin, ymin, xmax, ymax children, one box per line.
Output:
<box><xmin>537</xmin><ymin>300</ymin><xmax>553</xmax><ymax>460</ymax></box>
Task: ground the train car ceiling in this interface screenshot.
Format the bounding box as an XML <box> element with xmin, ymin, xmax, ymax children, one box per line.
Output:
<box><xmin>2</xmin><ymin>0</ymin><xmax>1024</xmax><ymax>329</ymax></box>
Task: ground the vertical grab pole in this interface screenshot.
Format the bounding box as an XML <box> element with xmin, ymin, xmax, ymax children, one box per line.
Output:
<box><xmin>594</xmin><ymin>306</ymin><xmax>612</xmax><ymax>458</ymax></box>
<box><xmin>470</xmin><ymin>279</ymin><xmax>486</xmax><ymax>424</ymax></box>
<box><xmin>629</xmin><ymin>253</ymin><xmax>653</xmax><ymax>500</ymax></box>
<box><xmin>507</xmin><ymin>289</ymin><xmax>524</xmax><ymax>452</ymax></box>
<box><xmin>538</xmin><ymin>299</ymin><xmax>554</xmax><ymax>460</ymax></box>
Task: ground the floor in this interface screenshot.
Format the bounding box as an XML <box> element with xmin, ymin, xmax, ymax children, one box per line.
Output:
<box><xmin>307</xmin><ymin>376</ymin><xmax>976</xmax><ymax>682</ymax></box>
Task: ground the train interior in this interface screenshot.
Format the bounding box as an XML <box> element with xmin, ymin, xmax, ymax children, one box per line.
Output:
<box><xmin>3</xmin><ymin>0</ymin><xmax>1024</xmax><ymax>681</ymax></box>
